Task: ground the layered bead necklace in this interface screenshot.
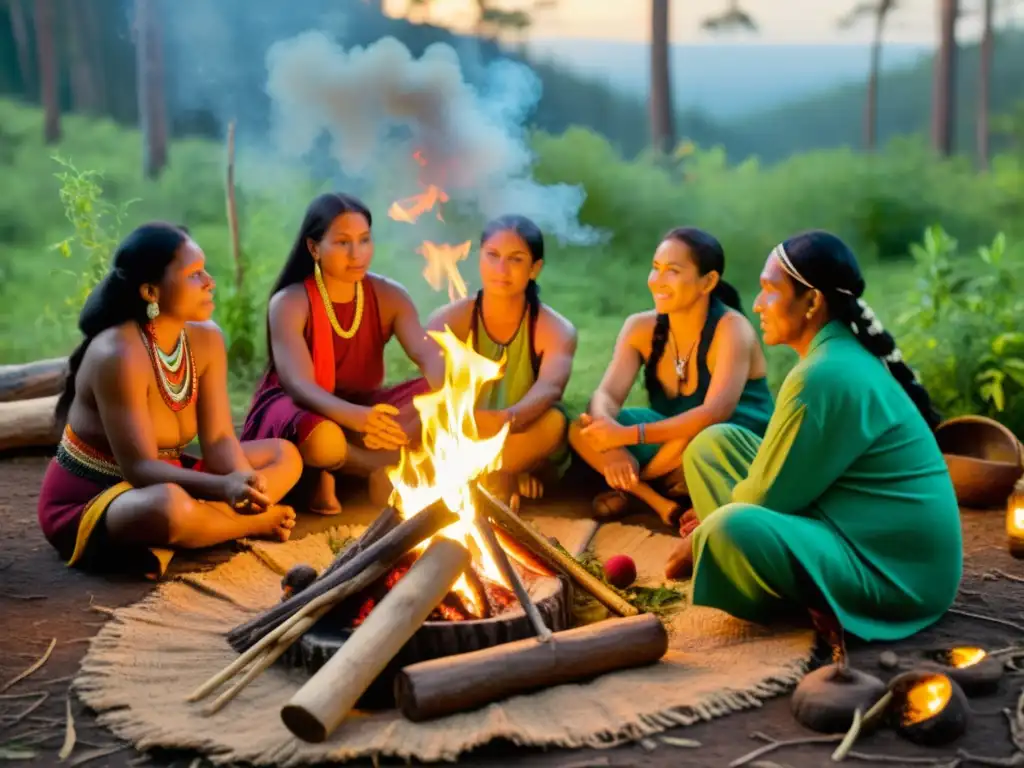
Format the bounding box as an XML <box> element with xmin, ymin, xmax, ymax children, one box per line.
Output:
<box><xmin>141</xmin><ymin>323</ymin><xmax>197</xmax><ymax>411</ymax></box>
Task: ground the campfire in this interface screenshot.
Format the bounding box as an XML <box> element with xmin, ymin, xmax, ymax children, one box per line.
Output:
<box><xmin>186</xmin><ymin>155</ymin><xmax>665</xmax><ymax>743</ymax></box>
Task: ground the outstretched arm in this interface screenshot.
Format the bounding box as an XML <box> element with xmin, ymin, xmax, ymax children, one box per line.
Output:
<box><xmin>588</xmin><ymin>315</ymin><xmax>643</xmax><ymax>422</ymax></box>
<box><xmin>193</xmin><ymin>323</ymin><xmax>253</xmax><ymax>476</ymax></box>
<box><xmin>502</xmin><ymin>313</ymin><xmax>577</xmax><ymax>432</ymax></box>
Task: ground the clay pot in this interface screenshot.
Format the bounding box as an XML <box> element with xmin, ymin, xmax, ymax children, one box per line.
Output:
<box><xmin>791</xmin><ymin>664</ymin><xmax>889</xmax><ymax>734</ymax></box>
<box><xmin>917</xmin><ymin>647</ymin><xmax>1004</xmax><ymax>697</ymax></box>
<box><xmin>935</xmin><ymin>416</ymin><xmax>1023</xmax><ymax>509</ymax></box>
<box><xmin>889</xmin><ymin>670</ymin><xmax>970</xmax><ymax>746</ymax></box>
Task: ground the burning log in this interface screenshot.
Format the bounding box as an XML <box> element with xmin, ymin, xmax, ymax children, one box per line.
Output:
<box><xmin>475</xmin><ymin>484</ymin><xmax>639</xmax><ymax>618</ymax></box>
<box><xmin>0</xmin><ymin>358</ymin><xmax>67</xmax><ymax>402</ymax></box>
<box><xmin>281</xmin><ymin>536</ymin><xmax>471</xmax><ymax>743</ymax></box>
<box><xmin>321</xmin><ymin>505</ymin><xmax>402</xmax><ymax>579</ymax></box>
<box><xmin>395</xmin><ymin>613</ymin><xmax>669</xmax><ymax>721</ymax></box>
<box><xmin>227</xmin><ymin>502</ymin><xmax>456</xmax><ymax>652</ymax></box>
<box><xmin>0</xmin><ymin>395</ymin><xmax>60</xmax><ymax>453</ymax></box>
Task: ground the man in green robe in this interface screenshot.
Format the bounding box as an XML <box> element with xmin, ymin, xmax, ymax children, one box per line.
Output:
<box><xmin>667</xmin><ymin>230</ymin><xmax>962</xmax><ymax>643</ymax></box>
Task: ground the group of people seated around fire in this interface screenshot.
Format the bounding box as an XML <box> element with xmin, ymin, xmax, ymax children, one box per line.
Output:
<box><xmin>36</xmin><ymin>191</ymin><xmax>963</xmax><ymax>649</ymax></box>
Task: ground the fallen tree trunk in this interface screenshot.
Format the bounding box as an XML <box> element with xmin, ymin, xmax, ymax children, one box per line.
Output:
<box><xmin>0</xmin><ymin>358</ymin><xmax>67</xmax><ymax>403</ymax></box>
<box><xmin>0</xmin><ymin>395</ymin><xmax>59</xmax><ymax>453</ymax></box>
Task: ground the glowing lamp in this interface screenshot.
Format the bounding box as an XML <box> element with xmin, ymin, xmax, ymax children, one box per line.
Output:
<box><xmin>889</xmin><ymin>670</ymin><xmax>969</xmax><ymax>746</ymax></box>
<box><xmin>1008</xmin><ymin>481</ymin><xmax>1024</xmax><ymax>558</ymax></box>
<box><xmin>920</xmin><ymin>646</ymin><xmax>1004</xmax><ymax>696</ymax></box>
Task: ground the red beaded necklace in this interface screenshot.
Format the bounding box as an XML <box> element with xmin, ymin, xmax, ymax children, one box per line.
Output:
<box><xmin>140</xmin><ymin>323</ymin><xmax>198</xmax><ymax>412</ymax></box>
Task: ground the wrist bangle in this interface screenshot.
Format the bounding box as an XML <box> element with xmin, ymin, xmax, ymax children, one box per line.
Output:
<box><xmin>637</xmin><ymin>423</ymin><xmax>646</xmax><ymax>445</ymax></box>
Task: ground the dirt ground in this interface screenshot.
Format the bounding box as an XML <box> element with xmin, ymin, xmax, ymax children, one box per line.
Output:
<box><xmin>2</xmin><ymin>452</ymin><xmax>1024</xmax><ymax>768</ymax></box>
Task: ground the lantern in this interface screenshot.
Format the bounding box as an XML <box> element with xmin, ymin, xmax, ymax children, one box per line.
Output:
<box><xmin>920</xmin><ymin>647</ymin><xmax>1003</xmax><ymax>696</ymax></box>
<box><xmin>1008</xmin><ymin>478</ymin><xmax>1024</xmax><ymax>558</ymax></box>
<box><xmin>889</xmin><ymin>670</ymin><xmax>970</xmax><ymax>746</ymax></box>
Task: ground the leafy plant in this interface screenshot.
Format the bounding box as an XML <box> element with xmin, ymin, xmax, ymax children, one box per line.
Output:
<box><xmin>49</xmin><ymin>155</ymin><xmax>138</xmax><ymax>314</ymax></box>
<box><xmin>897</xmin><ymin>225</ymin><xmax>1024</xmax><ymax>435</ymax></box>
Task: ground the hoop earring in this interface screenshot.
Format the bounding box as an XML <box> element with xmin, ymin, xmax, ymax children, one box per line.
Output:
<box><xmin>146</xmin><ymin>301</ymin><xmax>160</xmax><ymax>321</ymax></box>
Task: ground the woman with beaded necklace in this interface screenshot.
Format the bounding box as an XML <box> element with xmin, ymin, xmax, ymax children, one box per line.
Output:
<box><xmin>37</xmin><ymin>223</ymin><xmax>303</xmax><ymax>580</ymax></box>
<box><xmin>665</xmin><ymin>230</ymin><xmax>961</xmax><ymax>648</ymax></box>
<box><xmin>570</xmin><ymin>227</ymin><xmax>774</xmax><ymax>527</ymax></box>
<box><xmin>241</xmin><ymin>193</ymin><xmax>445</xmax><ymax>514</ymax></box>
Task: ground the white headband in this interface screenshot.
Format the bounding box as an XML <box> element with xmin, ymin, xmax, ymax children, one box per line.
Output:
<box><xmin>771</xmin><ymin>243</ymin><xmax>854</xmax><ymax>296</ymax></box>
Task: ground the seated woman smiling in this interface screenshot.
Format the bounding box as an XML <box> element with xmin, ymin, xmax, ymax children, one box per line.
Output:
<box><xmin>570</xmin><ymin>227</ymin><xmax>773</xmax><ymax>527</ymax></box>
<box><xmin>427</xmin><ymin>214</ymin><xmax>577</xmax><ymax>510</ymax></box>
<box><xmin>667</xmin><ymin>230</ymin><xmax>961</xmax><ymax>648</ymax></box>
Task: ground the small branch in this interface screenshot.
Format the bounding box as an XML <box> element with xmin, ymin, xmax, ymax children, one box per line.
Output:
<box><xmin>0</xmin><ymin>592</ymin><xmax>47</xmax><ymax>601</ymax></box>
<box><xmin>225</xmin><ymin>119</ymin><xmax>243</xmax><ymax>290</ymax></box>
<box><xmin>1</xmin><ymin>638</ymin><xmax>56</xmax><ymax>692</ymax></box>
<box><xmin>729</xmin><ymin>732</ymin><xmax>842</xmax><ymax>767</ymax></box>
<box><xmin>985</xmin><ymin>569</ymin><xmax>1024</xmax><ymax>586</ymax></box>
<box><xmin>948</xmin><ymin>608</ymin><xmax>1024</xmax><ymax>634</ymax></box>
<box><xmin>0</xmin><ymin>692</ymin><xmax>48</xmax><ymax>726</ymax></box>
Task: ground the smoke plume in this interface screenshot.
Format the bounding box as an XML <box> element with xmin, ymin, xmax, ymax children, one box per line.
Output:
<box><xmin>264</xmin><ymin>31</ymin><xmax>601</xmax><ymax>245</ymax></box>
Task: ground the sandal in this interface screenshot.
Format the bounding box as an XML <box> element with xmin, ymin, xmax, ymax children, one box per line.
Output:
<box><xmin>592</xmin><ymin>490</ymin><xmax>630</xmax><ymax>520</ymax></box>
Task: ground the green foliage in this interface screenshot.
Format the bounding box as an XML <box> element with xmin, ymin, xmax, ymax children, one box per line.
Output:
<box><xmin>49</xmin><ymin>155</ymin><xmax>138</xmax><ymax>314</ymax></box>
<box><xmin>897</xmin><ymin>226</ymin><xmax>1024</xmax><ymax>434</ymax></box>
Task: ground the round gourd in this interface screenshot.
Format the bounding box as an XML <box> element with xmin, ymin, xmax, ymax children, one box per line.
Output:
<box><xmin>791</xmin><ymin>664</ymin><xmax>888</xmax><ymax>734</ymax></box>
<box><xmin>917</xmin><ymin>647</ymin><xmax>1003</xmax><ymax>697</ymax></box>
<box><xmin>889</xmin><ymin>670</ymin><xmax>970</xmax><ymax>746</ymax></box>
<box><xmin>281</xmin><ymin>564</ymin><xmax>318</xmax><ymax>600</ymax></box>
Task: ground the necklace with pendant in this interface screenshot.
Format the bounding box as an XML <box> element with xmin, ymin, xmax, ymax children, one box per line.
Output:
<box><xmin>141</xmin><ymin>324</ymin><xmax>197</xmax><ymax>412</ymax></box>
<box><xmin>671</xmin><ymin>331</ymin><xmax>696</xmax><ymax>385</ymax></box>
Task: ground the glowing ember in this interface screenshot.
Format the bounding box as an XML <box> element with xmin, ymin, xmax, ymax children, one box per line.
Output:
<box><xmin>903</xmin><ymin>675</ymin><xmax>952</xmax><ymax>724</ymax></box>
<box><xmin>947</xmin><ymin>647</ymin><xmax>987</xmax><ymax>668</ymax></box>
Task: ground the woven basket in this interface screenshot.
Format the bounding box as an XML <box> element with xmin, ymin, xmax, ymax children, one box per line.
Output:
<box><xmin>935</xmin><ymin>415</ymin><xmax>1024</xmax><ymax>509</ymax></box>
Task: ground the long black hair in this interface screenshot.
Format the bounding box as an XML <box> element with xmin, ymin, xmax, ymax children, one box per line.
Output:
<box><xmin>480</xmin><ymin>213</ymin><xmax>544</xmax><ymax>320</ymax></box>
<box><xmin>776</xmin><ymin>229</ymin><xmax>941</xmax><ymax>430</ymax></box>
<box><xmin>265</xmin><ymin>192</ymin><xmax>372</xmax><ymax>362</ymax></box>
<box><xmin>54</xmin><ymin>222</ymin><xmax>190</xmax><ymax>429</ymax></box>
<box><xmin>644</xmin><ymin>227</ymin><xmax>741</xmax><ymax>401</ymax></box>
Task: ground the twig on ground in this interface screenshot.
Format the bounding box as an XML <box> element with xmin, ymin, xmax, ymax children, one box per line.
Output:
<box><xmin>58</xmin><ymin>696</ymin><xmax>76</xmax><ymax>761</ymax></box>
<box><xmin>0</xmin><ymin>692</ymin><xmax>48</xmax><ymax>726</ymax></box>
<box><xmin>729</xmin><ymin>732</ymin><xmax>843</xmax><ymax>767</ymax></box>
<box><xmin>948</xmin><ymin>608</ymin><xmax>1024</xmax><ymax>635</ymax></box>
<box><xmin>86</xmin><ymin>594</ymin><xmax>115</xmax><ymax>617</ymax></box>
<box><xmin>0</xmin><ymin>692</ymin><xmax>45</xmax><ymax>701</ymax></box>
<box><xmin>40</xmin><ymin>675</ymin><xmax>75</xmax><ymax>687</ymax></box>
<box><xmin>68</xmin><ymin>745</ymin><xmax>126</xmax><ymax>767</ymax></box>
<box><xmin>986</xmin><ymin>570</ymin><xmax>1024</xmax><ymax>586</ymax></box>
<box><xmin>660</xmin><ymin>736</ymin><xmax>702</xmax><ymax>748</ymax></box>
<box><xmin>0</xmin><ymin>592</ymin><xmax>47</xmax><ymax>601</ymax></box>
<box><xmin>955</xmin><ymin>751</ymin><xmax>1024</xmax><ymax>767</ymax></box>
<box><xmin>0</xmin><ymin>638</ymin><xmax>56</xmax><ymax>692</ymax></box>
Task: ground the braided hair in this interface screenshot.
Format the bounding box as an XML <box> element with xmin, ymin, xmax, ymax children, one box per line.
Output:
<box><xmin>480</xmin><ymin>214</ymin><xmax>544</xmax><ymax>324</ymax></box>
<box><xmin>773</xmin><ymin>229</ymin><xmax>941</xmax><ymax>430</ymax></box>
<box><xmin>643</xmin><ymin>227</ymin><xmax>743</xmax><ymax>401</ymax></box>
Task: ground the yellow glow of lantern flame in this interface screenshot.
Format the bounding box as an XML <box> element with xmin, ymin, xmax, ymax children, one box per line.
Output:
<box><xmin>947</xmin><ymin>647</ymin><xmax>987</xmax><ymax>668</ymax></box>
<box><xmin>1011</xmin><ymin>506</ymin><xmax>1024</xmax><ymax>534</ymax></box>
<box><xmin>902</xmin><ymin>676</ymin><xmax>952</xmax><ymax>725</ymax></box>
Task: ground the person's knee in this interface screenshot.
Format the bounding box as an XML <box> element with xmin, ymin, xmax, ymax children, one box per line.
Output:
<box><xmin>299</xmin><ymin>421</ymin><xmax>348</xmax><ymax>469</ymax></box>
<box><xmin>567</xmin><ymin>417</ymin><xmax>585</xmax><ymax>450</ymax></box>
<box><xmin>149</xmin><ymin>483</ymin><xmax>196</xmax><ymax>546</ymax></box>
<box><xmin>683</xmin><ymin>423</ymin><xmax>743</xmax><ymax>478</ymax></box>
<box><xmin>269</xmin><ymin>439</ymin><xmax>302</xmax><ymax>483</ymax></box>
<box><xmin>700</xmin><ymin>502</ymin><xmax>768</xmax><ymax>548</ymax></box>
<box><xmin>536</xmin><ymin>408</ymin><xmax>568</xmax><ymax>450</ymax></box>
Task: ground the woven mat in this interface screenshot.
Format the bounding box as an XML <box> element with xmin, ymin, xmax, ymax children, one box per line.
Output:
<box><xmin>74</xmin><ymin>516</ymin><xmax>814</xmax><ymax>765</ymax></box>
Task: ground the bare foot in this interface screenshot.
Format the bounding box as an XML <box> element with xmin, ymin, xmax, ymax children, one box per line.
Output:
<box><xmin>664</xmin><ymin>532</ymin><xmax>695</xmax><ymax>580</ymax></box>
<box><xmin>368</xmin><ymin>467</ymin><xmax>393</xmax><ymax>508</ymax></box>
<box><xmin>309</xmin><ymin>471</ymin><xmax>343</xmax><ymax>516</ymax></box>
<box><xmin>251</xmin><ymin>505</ymin><xmax>297</xmax><ymax>542</ymax></box>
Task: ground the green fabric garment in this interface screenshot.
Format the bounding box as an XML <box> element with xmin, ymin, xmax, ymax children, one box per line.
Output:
<box><xmin>472</xmin><ymin>298</ymin><xmax>571</xmax><ymax>479</ymax></box>
<box><xmin>682</xmin><ymin>320</ymin><xmax>962</xmax><ymax>642</ymax></box>
<box><xmin>621</xmin><ymin>297</ymin><xmax>774</xmax><ymax>466</ymax></box>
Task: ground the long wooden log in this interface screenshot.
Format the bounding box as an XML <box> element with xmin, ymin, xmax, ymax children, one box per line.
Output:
<box><xmin>227</xmin><ymin>502</ymin><xmax>456</xmax><ymax>652</ymax></box>
<box><xmin>281</xmin><ymin>536</ymin><xmax>470</xmax><ymax>743</ymax></box>
<box><xmin>0</xmin><ymin>396</ymin><xmax>59</xmax><ymax>452</ymax></box>
<box><xmin>475</xmin><ymin>484</ymin><xmax>639</xmax><ymax>617</ymax></box>
<box><xmin>394</xmin><ymin>613</ymin><xmax>669</xmax><ymax>721</ymax></box>
<box><xmin>0</xmin><ymin>358</ymin><xmax>67</xmax><ymax>402</ymax></box>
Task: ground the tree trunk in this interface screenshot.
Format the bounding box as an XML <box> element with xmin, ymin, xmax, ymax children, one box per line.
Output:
<box><xmin>649</xmin><ymin>0</ymin><xmax>675</xmax><ymax>155</ymax></box>
<box><xmin>65</xmin><ymin>0</ymin><xmax>101</xmax><ymax>113</ymax></box>
<box><xmin>134</xmin><ymin>0</ymin><xmax>168</xmax><ymax>178</ymax></box>
<box><xmin>34</xmin><ymin>0</ymin><xmax>60</xmax><ymax>143</ymax></box>
<box><xmin>8</xmin><ymin>0</ymin><xmax>34</xmax><ymax>98</ymax></box>
<box><xmin>977</xmin><ymin>0</ymin><xmax>994</xmax><ymax>170</ymax></box>
<box><xmin>864</xmin><ymin>12</ymin><xmax>885</xmax><ymax>151</ymax></box>
<box><xmin>931</xmin><ymin>0</ymin><xmax>959</xmax><ymax>156</ymax></box>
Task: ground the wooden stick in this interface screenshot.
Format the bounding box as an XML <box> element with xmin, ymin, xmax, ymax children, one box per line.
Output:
<box><xmin>224</xmin><ymin>119</ymin><xmax>243</xmax><ymax>290</ymax></box>
<box><xmin>472</xmin><ymin>492</ymin><xmax>552</xmax><ymax>642</ymax></box>
<box><xmin>189</xmin><ymin>557</ymin><xmax>393</xmax><ymax>704</ymax></box>
<box><xmin>0</xmin><ymin>358</ymin><xmax>67</xmax><ymax>402</ymax></box>
<box><xmin>281</xmin><ymin>537</ymin><xmax>470</xmax><ymax>743</ymax></box>
<box><xmin>475</xmin><ymin>484</ymin><xmax>638</xmax><ymax>617</ymax></box>
<box><xmin>394</xmin><ymin>613</ymin><xmax>668</xmax><ymax>722</ymax></box>
<box><xmin>228</xmin><ymin>502</ymin><xmax>456</xmax><ymax>651</ymax></box>
<box><xmin>321</xmin><ymin>505</ymin><xmax>401</xmax><ymax>579</ymax></box>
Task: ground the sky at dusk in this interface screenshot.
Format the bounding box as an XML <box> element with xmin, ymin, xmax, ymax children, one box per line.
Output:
<box><xmin>383</xmin><ymin>0</ymin><xmax>1016</xmax><ymax>45</ymax></box>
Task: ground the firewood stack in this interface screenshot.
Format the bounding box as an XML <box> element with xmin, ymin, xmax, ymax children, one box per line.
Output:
<box><xmin>188</xmin><ymin>487</ymin><xmax>669</xmax><ymax>745</ymax></box>
<box><xmin>0</xmin><ymin>358</ymin><xmax>66</xmax><ymax>452</ymax></box>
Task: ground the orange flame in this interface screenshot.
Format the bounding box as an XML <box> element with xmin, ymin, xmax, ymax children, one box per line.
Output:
<box><xmin>903</xmin><ymin>676</ymin><xmax>952</xmax><ymax>724</ymax></box>
<box><xmin>419</xmin><ymin>241</ymin><xmax>471</xmax><ymax>301</ymax></box>
<box><xmin>947</xmin><ymin>647</ymin><xmax>987</xmax><ymax>668</ymax></box>
<box><xmin>387</xmin><ymin>184</ymin><xmax>449</xmax><ymax>224</ymax></box>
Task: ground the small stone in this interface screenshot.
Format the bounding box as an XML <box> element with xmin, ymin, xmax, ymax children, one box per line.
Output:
<box><xmin>879</xmin><ymin>650</ymin><xmax>900</xmax><ymax>669</ymax></box>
